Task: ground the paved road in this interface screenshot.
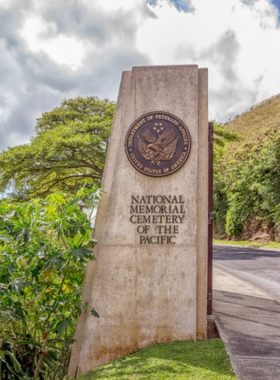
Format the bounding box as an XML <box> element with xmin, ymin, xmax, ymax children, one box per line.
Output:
<box><xmin>213</xmin><ymin>244</ymin><xmax>280</xmax><ymax>302</ymax></box>
<box><xmin>213</xmin><ymin>267</ymin><xmax>280</xmax><ymax>380</ymax></box>
<box><xmin>213</xmin><ymin>244</ymin><xmax>280</xmax><ymax>379</ymax></box>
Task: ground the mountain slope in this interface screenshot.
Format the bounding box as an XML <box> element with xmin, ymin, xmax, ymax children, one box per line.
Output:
<box><xmin>225</xmin><ymin>93</ymin><xmax>280</xmax><ymax>138</ymax></box>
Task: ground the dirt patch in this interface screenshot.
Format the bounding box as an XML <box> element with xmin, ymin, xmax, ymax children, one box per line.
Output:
<box><xmin>207</xmin><ymin>320</ymin><xmax>219</xmax><ymax>340</ymax></box>
<box><xmin>214</xmin><ymin>217</ymin><xmax>279</xmax><ymax>243</ymax></box>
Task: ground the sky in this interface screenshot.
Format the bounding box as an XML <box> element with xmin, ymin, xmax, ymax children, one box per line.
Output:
<box><xmin>0</xmin><ymin>0</ymin><xmax>280</xmax><ymax>151</ymax></box>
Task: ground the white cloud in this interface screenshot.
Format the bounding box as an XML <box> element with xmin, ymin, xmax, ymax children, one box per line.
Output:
<box><xmin>20</xmin><ymin>16</ymin><xmax>86</xmax><ymax>70</ymax></box>
<box><xmin>0</xmin><ymin>0</ymin><xmax>280</xmax><ymax>150</ymax></box>
<box><xmin>137</xmin><ymin>0</ymin><xmax>280</xmax><ymax>121</ymax></box>
<box><xmin>86</xmin><ymin>0</ymin><xmax>141</xmax><ymax>12</ymax></box>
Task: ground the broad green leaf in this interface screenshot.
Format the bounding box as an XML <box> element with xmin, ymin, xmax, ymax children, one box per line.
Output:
<box><xmin>54</xmin><ymin>318</ymin><xmax>73</xmax><ymax>335</ymax></box>
<box><xmin>72</xmin><ymin>246</ymin><xmax>94</xmax><ymax>262</ymax></box>
<box><xmin>8</xmin><ymin>278</ymin><xmax>32</xmax><ymax>293</ymax></box>
<box><xmin>44</xmin><ymin>256</ymin><xmax>64</xmax><ymax>271</ymax></box>
<box><xmin>91</xmin><ymin>308</ymin><xmax>99</xmax><ymax>318</ymax></box>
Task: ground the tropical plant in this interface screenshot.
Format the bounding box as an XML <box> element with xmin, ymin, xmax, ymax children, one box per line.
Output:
<box><xmin>0</xmin><ymin>187</ymin><xmax>102</xmax><ymax>379</ymax></box>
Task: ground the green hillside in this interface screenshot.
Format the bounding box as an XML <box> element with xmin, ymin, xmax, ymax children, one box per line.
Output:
<box><xmin>225</xmin><ymin>93</ymin><xmax>280</xmax><ymax>138</ymax></box>
<box><xmin>214</xmin><ymin>93</ymin><xmax>280</xmax><ymax>242</ymax></box>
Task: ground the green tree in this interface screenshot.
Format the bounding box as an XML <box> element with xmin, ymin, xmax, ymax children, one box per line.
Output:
<box><xmin>214</xmin><ymin>125</ymin><xmax>280</xmax><ymax>238</ymax></box>
<box><xmin>0</xmin><ymin>187</ymin><xmax>101</xmax><ymax>379</ymax></box>
<box><xmin>213</xmin><ymin>121</ymin><xmax>242</xmax><ymax>163</ymax></box>
<box><xmin>212</xmin><ymin>122</ymin><xmax>242</xmax><ymax>234</ymax></box>
<box><xmin>0</xmin><ymin>97</ymin><xmax>116</xmax><ymax>200</ymax></box>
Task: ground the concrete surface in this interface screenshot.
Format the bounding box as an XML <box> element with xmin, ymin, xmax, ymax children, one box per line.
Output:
<box><xmin>214</xmin><ymin>244</ymin><xmax>280</xmax><ymax>303</ymax></box>
<box><xmin>68</xmin><ymin>65</ymin><xmax>209</xmax><ymax>378</ymax></box>
<box><xmin>196</xmin><ymin>67</ymin><xmax>209</xmax><ymax>339</ymax></box>
<box><xmin>213</xmin><ymin>266</ymin><xmax>280</xmax><ymax>379</ymax></box>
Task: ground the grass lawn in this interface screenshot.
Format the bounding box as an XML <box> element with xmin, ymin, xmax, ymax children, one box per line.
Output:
<box><xmin>213</xmin><ymin>238</ymin><xmax>280</xmax><ymax>250</ymax></box>
<box><xmin>77</xmin><ymin>339</ymin><xmax>236</xmax><ymax>380</ymax></box>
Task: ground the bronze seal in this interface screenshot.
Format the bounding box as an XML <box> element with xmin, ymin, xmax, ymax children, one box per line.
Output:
<box><xmin>124</xmin><ymin>111</ymin><xmax>191</xmax><ymax>177</ymax></box>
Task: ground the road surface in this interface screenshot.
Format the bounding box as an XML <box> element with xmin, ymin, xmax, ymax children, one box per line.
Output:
<box><xmin>213</xmin><ymin>244</ymin><xmax>280</xmax><ymax>302</ymax></box>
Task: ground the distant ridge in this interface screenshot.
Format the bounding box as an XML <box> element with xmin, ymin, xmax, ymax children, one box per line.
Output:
<box><xmin>225</xmin><ymin>93</ymin><xmax>280</xmax><ymax>138</ymax></box>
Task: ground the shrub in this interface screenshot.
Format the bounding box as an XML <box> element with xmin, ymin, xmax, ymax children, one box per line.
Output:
<box><xmin>0</xmin><ymin>187</ymin><xmax>102</xmax><ymax>379</ymax></box>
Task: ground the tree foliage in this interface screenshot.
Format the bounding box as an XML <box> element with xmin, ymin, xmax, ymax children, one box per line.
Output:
<box><xmin>0</xmin><ymin>187</ymin><xmax>101</xmax><ymax>379</ymax></box>
<box><xmin>0</xmin><ymin>97</ymin><xmax>116</xmax><ymax>200</ymax></box>
<box><xmin>214</xmin><ymin>125</ymin><xmax>280</xmax><ymax>238</ymax></box>
<box><xmin>212</xmin><ymin>122</ymin><xmax>243</xmax><ymax>234</ymax></box>
<box><xmin>213</xmin><ymin>121</ymin><xmax>242</xmax><ymax>163</ymax></box>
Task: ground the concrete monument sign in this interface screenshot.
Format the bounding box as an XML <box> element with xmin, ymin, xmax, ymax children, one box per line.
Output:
<box><xmin>68</xmin><ymin>65</ymin><xmax>208</xmax><ymax>378</ymax></box>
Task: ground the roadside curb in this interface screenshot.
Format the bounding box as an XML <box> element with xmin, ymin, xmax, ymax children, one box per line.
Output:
<box><xmin>213</xmin><ymin>263</ymin><xmax>280</xmax><ymax>305</ymax></box>
<box><xmin>213</xmin><ymin>246</ymin><xmax>280</xmax><ymax>379</ymax></box>
<box><xmin>214</xmin><ymin>317</ymin><xmax>243</xmax><ymax>380</ymax></box>
<box><xmin>208</xmin><ymin>312</ymin><xmax>243</xmax><ymax>380</ymax></box>
<box><xmin>214</xmin><ymin>242</ymin><xmax>280</xmax><ymax>253</ymax></box>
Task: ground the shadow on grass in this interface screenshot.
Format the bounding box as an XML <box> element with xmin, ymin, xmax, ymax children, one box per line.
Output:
<box><xmin>77</xmin><ymin>339</ymin><xmax>236</xmax><ymax>380</ymax></box>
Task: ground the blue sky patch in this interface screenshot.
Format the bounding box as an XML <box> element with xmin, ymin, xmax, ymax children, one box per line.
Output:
<box><xmin>169</xmin><ymin>0</ymin><xmax>190</xmax><ymax>12</ymax></box>
<box><xmin>271</xmin><ymin>0</ymin><xmax>280</xmax><ymax>10</ymax></box>
<box><xmin>271</xmin><ymin>0</ymin><xmax>280</xmax><ymax>21</ymax></box>
<box><xmin>147</xmin><ymin>0</ymin><xmax>191</xmax><ymax>12</ymax></box>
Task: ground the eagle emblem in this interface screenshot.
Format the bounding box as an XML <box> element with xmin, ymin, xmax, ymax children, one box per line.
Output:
<box><xmin>138</xmin><ymin>127</ymin><xmax>178</xmax><ymax>166</ymax></box>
